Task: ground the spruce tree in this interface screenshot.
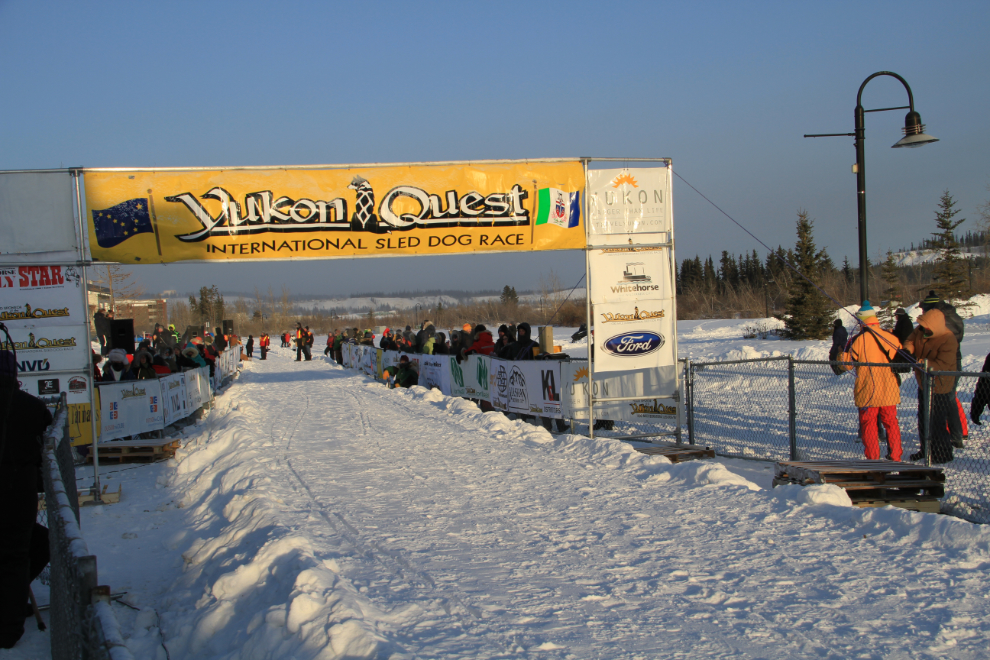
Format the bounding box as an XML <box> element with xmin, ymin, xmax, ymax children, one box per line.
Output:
<box><xmin>781</xmin><ymin>211</ymin><xmax>833</xmax><ymax>340</ymax></box>
<box><xmin>931</xmin><ymin>190</ymin><xmax>971</xmax><ymax>302</ymax></box>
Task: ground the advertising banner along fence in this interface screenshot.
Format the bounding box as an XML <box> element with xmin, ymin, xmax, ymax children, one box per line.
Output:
<box><xmin>83</xmin><ymin>161</ymin><xmax>586</xmax><ymax>264</ymax></box>
<box><xmin>489</xmin><ymin>358</ymin><xmax>563</xmax><ymax>419</ymax></box>
<box><xmin>98</xmin><ymin>380</ymin><xmax>166</xmax><ymax>442</ymax></box>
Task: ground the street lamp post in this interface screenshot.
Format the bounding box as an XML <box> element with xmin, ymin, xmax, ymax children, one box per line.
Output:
<box><xmin>805</xmin><ymin>71</ymin><xmax>938</xmax><ymax>304</ymax></box>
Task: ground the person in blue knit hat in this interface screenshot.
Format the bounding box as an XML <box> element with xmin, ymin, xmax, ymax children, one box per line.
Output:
<box><xmin>839</xmin><ymin>301</ymin><xmax>904</xmax><ymax>461</ymax></box>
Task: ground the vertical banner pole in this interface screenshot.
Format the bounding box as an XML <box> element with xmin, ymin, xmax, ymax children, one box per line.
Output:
<box><xmin>583</xmin><ymin>159</ymin><xmax>595</xmax><ymax>439</ymax></box>
<box><xmin>666</xmin><ymin>163</ymin><xmax>683</xmax><ymax>444</ymax></box>
<box><xmin>74</xmin><ymin>170</ymin><xmax>102</xmax><ymax>502</ymax></box>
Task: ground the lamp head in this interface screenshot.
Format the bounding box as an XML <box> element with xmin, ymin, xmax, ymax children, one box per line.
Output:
<box><xmin>892</xmin><ymin>110</ymin><xmax>938</xmax><ymax>148</ymax></box>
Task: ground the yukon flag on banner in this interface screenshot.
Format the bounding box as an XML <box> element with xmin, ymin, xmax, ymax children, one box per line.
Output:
<box><xmin>536</xmin><ymin>188</ymin><xmax>580</xmax><ymax>228</ymax></box>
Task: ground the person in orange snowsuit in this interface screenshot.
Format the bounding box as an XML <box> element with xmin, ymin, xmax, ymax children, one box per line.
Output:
<box><xmin>840</xmin><ymin>301</ymin><xmax>903</xmax><ymax>461</ymax></box>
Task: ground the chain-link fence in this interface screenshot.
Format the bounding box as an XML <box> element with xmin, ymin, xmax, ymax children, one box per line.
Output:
<box><xmin>42</xmin><ymin>394</ymin><xmax>135</xmax><ymax>660</ymax></box>
<box><xmin>684</xmin><ymin>357</ymin><xmax>990</xmax><ymax>524</ymax></box>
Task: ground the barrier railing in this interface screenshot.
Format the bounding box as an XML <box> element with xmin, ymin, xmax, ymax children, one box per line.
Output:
<box><xmin>684</xmin><ymin>357</ymin><xmax>990</xmax><ymax>524</ymax></box>
<box><xmin>337</xmin><ymin>343</ymin><xmax>682</xmax><ymax>441</ymax></box>
<box><xmin>43</xmin><ymin>393</ymin><xmax>136</xmax><ymax>660</ymax></box>
<box><xmin>94</xmin><ymin>348</ymin><xmax>240</xmax><ymax>444</ymax></box>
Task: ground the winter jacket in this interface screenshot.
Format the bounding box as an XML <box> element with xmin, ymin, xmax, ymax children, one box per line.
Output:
<box><xmin>971</xmin><ymin>353</ymin><xmax>990</xmax><ymax>422</ymax></box>
<box><xmin>892</xmin><ymin>315</ymin><xmax>914</xmax><ymax>344</ymax></box>
<box><xmin>102</xmin><ymin>363</ymin><xmax>136</xmax><ymax>381</ymax></box>
<box><xmin>0</xmin><ymin>385</ymin><xmax>52</xmax><ymax>498</ymax></box>
<box><xmin>433</xmin><ymin>333</ymin><xmax>449</xmax><ymax>355</ymax></box>
<box><xmin>306</xmin><ymin>331</ymin><xmax>315</xmax><ymax>347</ymax></box>
<box><xmin>494</xmin><ymin>324</ymin><xmax>517</xmax><ymax>359</ymax></box>
<box><xmin>246</xmin><ymin>337</ymin><xmax>254</xmax><ymax>351</ymax></box>
<box><xmin>839</xmin><ymin>323</ymin><xmax>902</xmax><ymax>408</ymax></box>
<box><xmin>462</xmin><ymin>330</ymin><xmax>495</xmax><ymax>358</ymax></box>
<box><xmin>508</xmin><ymin>322</ymin><xmax>539</xmax><ymax>360</ymax></box>
<box><xmin>416</xmin><ymin>323</ymin><xmax>436</xmax><ymax>354</ymax></box>
<box><xmin>905</xmin><ymin>309</ymin><xmax>958</xmax><ymax>394</ymax></box>
<box><xmin>395</xmin><ymin>362</ymin><xmax>419</xmax><ymax>388</ymax></box>
<box><xmin>421</xmin><ymin>335</ymin><xmax>435</xmax><ymax>355</ymax></box>
<box><xmin>260</xmin><ymin>335</ymin><xmax>270</xmax><ymax>348</ymax></box>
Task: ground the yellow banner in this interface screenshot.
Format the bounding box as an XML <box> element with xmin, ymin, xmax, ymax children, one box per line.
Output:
<box><xmin>84</xmin><ymin>161</ymin><xmax>586</xmax><ymax>263</ymax></box>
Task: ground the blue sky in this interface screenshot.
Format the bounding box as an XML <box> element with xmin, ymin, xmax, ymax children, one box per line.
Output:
<box><xmin>2</xmin><ymin>1</ymin><xmax>987</xmax><ymax>297</ymax></box>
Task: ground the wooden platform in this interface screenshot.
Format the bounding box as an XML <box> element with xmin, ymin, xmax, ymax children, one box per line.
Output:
<box><xmin>633</xmin><ymin>443</ymin><xmax>715</xmax><ymax>463</ymax></box>
<box><xmin>88</xmin><ymin>438</ymin><xmax>181</xmax><ymax>463</ymax></box>
<box><xmin>39</xmin><ymin>483</ymin><xmax>121</xmax><ymax>510</ymax></box>
<box><xmin>773</xmin><ymin>460</ymin><xmax>945</xmax><ymax>512</ymax></box>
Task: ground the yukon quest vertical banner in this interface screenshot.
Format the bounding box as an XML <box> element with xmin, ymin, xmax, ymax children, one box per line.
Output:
<box><xmin>83</xmin><ymin>161</ymin><xmax>586</xmax><ymax>263</ymax></box>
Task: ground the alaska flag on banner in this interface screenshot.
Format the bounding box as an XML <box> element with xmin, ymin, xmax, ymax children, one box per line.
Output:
<box><xmin>536</xmin><ymin>188</ymin><xmax>580</xmax><ymax>228</ymax></box>
<box><xmin>92</xmin><ymin>198</ymin><xmax>154</xmax><ymax>248</ymax></box>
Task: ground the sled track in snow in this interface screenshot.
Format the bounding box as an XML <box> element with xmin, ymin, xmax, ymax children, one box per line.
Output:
<box><xmin>272</xmin><ymin>381</ymin><xmax>485</xmax><ymax>623</ymax></box>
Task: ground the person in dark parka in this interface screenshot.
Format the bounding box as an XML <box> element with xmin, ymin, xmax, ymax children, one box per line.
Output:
<box><xmin>892</xmin><ymin>308</ymin><xmax>914</xmax><ymax>344</ymax></box>
<box><xmin>920</xmin><ymin>292</ymin><xmax>967</xmax><ymax>447</ymax></box>
<box><xmin>507</xmin><ymin>322</ymin><xmax>539</xmax><ymax>361</ymax></box>
<box><xmin>0</xmin><ymin>350</ymin><xmax>53</xmax><ymax>649</ymax></box>
<box><xmin>828</xmin><ymin>319</ymin><xmax>848</xmax><ymax>375</ymax></box>
<box><xmin>970</xmin><ymin>352</ymin><xmax>990</xmax><ymax>426</ymax></box>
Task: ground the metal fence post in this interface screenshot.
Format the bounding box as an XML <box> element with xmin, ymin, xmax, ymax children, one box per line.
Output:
<box><xmin>922</xmin><ymin>359</ymin><xmax>932</xmax><ymax>468</ymax></box>
<box><xmin>788</xmin><ymin>356</ymin><xmax>797</xmax><ymax>460</ymax></box>
<box><xmin>686</xmin><ymin>359</ymin><xmax>695</xmax><ymax>445</ymax></box>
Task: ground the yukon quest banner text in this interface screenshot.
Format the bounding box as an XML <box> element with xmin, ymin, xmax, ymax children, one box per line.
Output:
<box><xmin>84</xmin><ymin>161</ymin><xmax>586</xmax><ymax>263</ymax></box>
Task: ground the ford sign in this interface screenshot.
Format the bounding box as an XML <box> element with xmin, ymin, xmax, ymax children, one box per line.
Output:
<box><xmin>602</xmin><ymin>331</ymin><xmax>664</xmax><ymax>357</ymax></box>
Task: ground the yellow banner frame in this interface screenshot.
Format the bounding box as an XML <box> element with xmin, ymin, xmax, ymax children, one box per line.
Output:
<box><xmin>83</xmin><ymin>159</ymin><xmax>586</xmax><ymax>263</ymax></box>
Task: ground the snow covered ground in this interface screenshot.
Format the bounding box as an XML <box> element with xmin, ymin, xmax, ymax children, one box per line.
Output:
<box><xmin>11</xmin><ymin>334</ymin><xmax>990</xmax><ymax>659</ymax></box>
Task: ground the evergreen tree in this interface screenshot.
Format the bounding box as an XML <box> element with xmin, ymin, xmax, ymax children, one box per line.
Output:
<box><xmin>842</xmin><ymin>257</ymin><xmax>853</xmax><ymax>284</ymax></box>
<box><xmin>930</xmin><ymin>190</ymin><xmax>971</xmax><ymax>302</ymax></box>
<box><xmin>500</xmin><ymin>285</ymin><xmax>519</xmax><ymax>306</ymax></box>
<box><xmin>781</xmin><ymin>211</ymin><xmax>833</xmax><ymax>340</ymax></box>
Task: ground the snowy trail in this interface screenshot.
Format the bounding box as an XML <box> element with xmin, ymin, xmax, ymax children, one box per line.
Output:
<box><xmin>137</xmin><ymin>354</ymin><xmax>990</xmax><ymax>659</ymax></box>
<box><xmin>17</xmin><ymin>350</ymin><xmax>990</xmax><ymax>659</ymax></box>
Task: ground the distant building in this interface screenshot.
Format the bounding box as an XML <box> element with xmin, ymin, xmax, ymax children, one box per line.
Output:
<box><xmin>87</xmin><ymin>281</ymin><xmax>167</xmax><ymax>334</ymax></box>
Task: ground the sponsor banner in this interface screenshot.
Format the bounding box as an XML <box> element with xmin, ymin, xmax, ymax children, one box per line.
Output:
<box><xmin>2</xmin><ymin>324</ymin><xmax>90</xmax><ymax>373</ymax></box>
<box><xmin>445</xmin><ymin>355</ymin><xmax>466</xmax><ymax>398</ymax></box>
<box><xmin>16</xmin><ymin>373</ymin><xmax>91</xmax><ymax>404</ymax></box>
<box><xmin>67</xmin><ymin>402</ymin><xmax>95</xmax><ymax>447</ymax></box>
<box><xmin>587</xmin><ymin>167</ymin><xmax>670</xmax><ymax>243</ymax></box>
<box><xmin>588</xmin><ymin>247</ymin><xmax>672</xmax><ymax>304</ymax></box>
<box><xmin>0</xmin><ymin>171</ymin><xmax>79</xmax><ymax>260</ymax></box>
<box><xmin>160</xmin><ymin>372</ymin><xmax>188</xmax><ymax>426</ymax></box>
<box><xmin>16</xmin><ymin>372</ymin><xmax>94</xmax><ymax>446</ymax></box>
<box><xmin>419</xmin><ymin>354</ymin><xmax>445</xmax><ymax>390</ymax></box>
<box><xmin>490</xmin><ymin>359</ymin><xmax>563</xmax><ymax>418</ymax></box>
<box><xmin>97</xmin><ymin>380</ymin><xmax>165</xmax><ymax>442</ymax></box>
<box><xmin>0</xmin><ymin>264</ymin><xmax>86</xmax><ymax>328</ymax></box>
<box><xmin>463</xmin><ymin>355</ymin><xmax>491</xmax><ymax>401</ymax></box>
<box><xmin>185</xmin><ymin>367</ymin><xmax>208</xmax><ymax>411</ymax></box>
<box><xmin>592</xmin><ymin>300</ymin><xmax>674</xmax><ymax>375</ymax></box>
<box><xmin>562</xmin><ymin>361</ymin><xmax>677</xmax><ymax>422</ymax></box>
<box><xmin>83</xmin><ymin>162</ymin><xmax>585</xmax><ymax>263</ymax></box>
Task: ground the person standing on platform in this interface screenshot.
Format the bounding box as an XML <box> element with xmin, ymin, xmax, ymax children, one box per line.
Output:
<box><xmin>904</xmin><ymin>307</ymin><xmax>958</xmax><ymax>463</ymax></box>
<box><xmin>839</xmin><ymin>302</ymin><xmax>903</xmax><ymax>461</ymax></box>
<box><xmin>0</xmin><ymin>350</ymin><xmax>53</xmax><ymax>649</ymax></box>
<box><xmin>828</xmin><ymin>319</ymin><xmax>848</xmax><ymax>375</ymax></box>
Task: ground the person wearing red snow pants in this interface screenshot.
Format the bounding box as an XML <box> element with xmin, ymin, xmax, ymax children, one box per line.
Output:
<box><xmin>839</xmin><ymin>302</ymin><xmax>904</xmax><ymax>461</ymax></box>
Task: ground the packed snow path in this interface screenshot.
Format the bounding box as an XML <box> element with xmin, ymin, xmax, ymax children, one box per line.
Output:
<box><xmin>46</xmin><ymin>352</ymin><xmax>990</xmax><ymax>659</ymax></box>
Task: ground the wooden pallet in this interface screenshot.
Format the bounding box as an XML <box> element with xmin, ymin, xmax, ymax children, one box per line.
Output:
<box><xmin>38</xmin><ymin>483</ymin><xmax>122</xmax><ymax>510</ymax></box>
<box><xmin>88</xmin><ymin>438</ymin><xmax>181</xmax><ymax>463</ymax></box>
<box><xmin>634</xmin><ymin>443</ymin><xmax>715</xmax><ymax>463</ymax></box>
<box><xmin>773</xmin><ymin>460</ymin><xmax>945</xmax><ymax>511</ymax></box>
